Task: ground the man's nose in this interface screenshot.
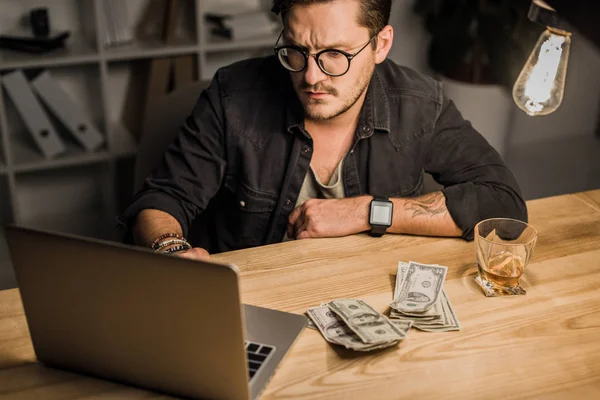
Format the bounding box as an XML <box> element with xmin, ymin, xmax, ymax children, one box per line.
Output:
<box><xmin>303</xmin><ymin>56</ymin><xmax>328</xmax><ymax>87</ymax></box>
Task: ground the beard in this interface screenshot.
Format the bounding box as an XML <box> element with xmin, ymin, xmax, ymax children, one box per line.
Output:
<box><xmin>297</xmin><ymin>61</ymin><xmax>375</xmax><ymax>121</ymax></box>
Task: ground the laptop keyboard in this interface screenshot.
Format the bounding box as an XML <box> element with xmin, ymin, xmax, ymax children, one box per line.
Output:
<box><xmin>245</xmin><ymin>341</ymin><xmax>275</xmax><ymax>381</ymax></box>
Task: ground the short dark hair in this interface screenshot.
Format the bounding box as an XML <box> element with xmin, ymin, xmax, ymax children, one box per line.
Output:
<box><xmin>271</xmin><ymin>0</ymin><xmax>392</xmax><ymax>38</ymax></box>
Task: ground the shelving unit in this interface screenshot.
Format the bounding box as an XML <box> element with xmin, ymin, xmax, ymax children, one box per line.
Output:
<box><xmin>0</xmin><ymin>0</ymin><xmax>279</xmax><ymax>288</ymax></box>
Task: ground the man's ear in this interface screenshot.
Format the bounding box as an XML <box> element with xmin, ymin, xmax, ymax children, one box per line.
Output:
<box><xmin>375</xmin><ymin>25</ymin><xmax>394</xmax><ymax>64</ymax></box>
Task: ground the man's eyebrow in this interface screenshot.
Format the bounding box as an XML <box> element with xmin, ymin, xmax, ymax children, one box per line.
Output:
<box><xmin>282</xmin><ymin>35</ymin><xmax>350</xmax><ymax>51</ymax></box>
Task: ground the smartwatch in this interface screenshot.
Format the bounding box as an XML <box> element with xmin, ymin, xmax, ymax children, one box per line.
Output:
<box><xmin>369</xmin><ymin>196</ymin><xmax>393</xmax><ymax>237</ymax></box>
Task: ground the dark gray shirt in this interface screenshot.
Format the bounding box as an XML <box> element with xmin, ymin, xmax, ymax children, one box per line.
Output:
<box><xmin>120</xmin><ymin>56</ymin><xmax>527</xmax><ymax>253</ymax></box>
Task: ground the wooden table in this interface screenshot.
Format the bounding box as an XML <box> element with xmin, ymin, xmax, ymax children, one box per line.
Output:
<box><xmin>2</xmin><ymin>190</ymin><xmax>600</xmax><ymax>399</ymax></box>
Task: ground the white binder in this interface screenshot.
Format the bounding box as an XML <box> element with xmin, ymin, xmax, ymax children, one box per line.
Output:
<box><xmin>1</xmin><ymin>70</ymin><xmax>65</xmax><ymax>159</ymax></box>
<box><xmin>30</xmin><ymin>71</ymin><xmax>105</xmax><ymax>152</ymax></box>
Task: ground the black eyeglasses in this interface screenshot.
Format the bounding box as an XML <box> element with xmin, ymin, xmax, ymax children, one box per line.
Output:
<box><xmin>274</xmin><ymin>31</ymin><xmax>376</xmax><ymax>77</ymax></box>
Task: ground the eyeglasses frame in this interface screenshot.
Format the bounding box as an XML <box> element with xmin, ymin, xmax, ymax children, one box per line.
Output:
<box><xmin>273</xmin><ymin>30</ymin><xmax>377</xmax><ymax>77</ymax></box>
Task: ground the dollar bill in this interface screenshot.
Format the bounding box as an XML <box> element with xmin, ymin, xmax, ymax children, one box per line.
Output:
<box><xmin>390</xmin><ymin>261</ymin><xmax>460</xmax><ymax>332</ymax></box>
<box><xmin>327</xmin><ymin>299</ymin><xmax>405</xmax><ymax>344</ymax></box>
<box><xmin>413</xmin><ymin>291</ymin><xmax>461</xmax><ymax>332</ymax></box>
<box><xmin>395</xmin><ymin>299</ymin><xmax>444</xmax><ymax>318</ymax></box>
<box><xmin>389</xmin><ymin>319</ymin><xmax>414</xmax><ymax>333</ymax></box>
<box><xmin>393</xmin><ymin>261</ymin><xmax>409</xmax><ymax>299</ymax></box>
<box><xmin>391</xmin><ymin>262</ymin><xmax>443</xmax><ymax>320</ymax></box>
<box><xmin>392</xmin><ymin>262</ymin><xmax>443</xmax><ymax>317</ymax></box>
<box><xmin>305</xmin><ymin>313</ymin><xmax>317</xmax><ymax>330</ymax></box>
<box><xmin>390</xmin><ymin>261</ymin><xmax>448</xmax><ymax>313</ymax></box>
<box><xmin>390</xmin><ymin>309</ymin><xmax>442</xmax><ymax>321</ymax></box>
<box><xmin>306</xmin><ymin>306</ymin><xmax>401</xmax><ymax>351</ymax></box>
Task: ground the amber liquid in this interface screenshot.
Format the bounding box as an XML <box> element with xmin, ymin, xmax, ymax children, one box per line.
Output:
<box><xmin>478</xmin><ymin>251</ymin><xmax>524</xmax><ymax>287</ymax></box>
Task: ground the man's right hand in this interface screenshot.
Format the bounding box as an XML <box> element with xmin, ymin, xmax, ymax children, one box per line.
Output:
<box><xmin>175</xmin><ymin>247</ymin><xmax>211</xmax><ymax>261</ymax></box>
<box><xmin>133</xmin><ymin>209</ymin><xmax>209</xmax><ymax>260</ymax></box>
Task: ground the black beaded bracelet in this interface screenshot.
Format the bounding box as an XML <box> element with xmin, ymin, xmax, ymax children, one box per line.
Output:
<box><xmin>151</xmin><ymin>233</ymin><xmax>188</xmax><ymax>250</ymax></box>
<box><xmin>155</xmin><ymin>239</ymin><xmax>190</xmax><ymax>252</ymax></box>
<box><xmin>162</xmin><ymin>245</ymin><xmax>189</xmax><ymax>254</ymax></box>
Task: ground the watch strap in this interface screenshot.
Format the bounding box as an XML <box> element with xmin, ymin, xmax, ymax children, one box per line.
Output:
<box><xmin>369</xmin><ymin>224</ymin><xmax>387</xmax><ymax>237</ymax></box>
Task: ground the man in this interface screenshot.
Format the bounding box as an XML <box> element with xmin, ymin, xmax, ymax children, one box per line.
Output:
<box><xmin>121</xmin><ymin>0</ymin><xmax>527</xmax><ymax>260</ymax></box>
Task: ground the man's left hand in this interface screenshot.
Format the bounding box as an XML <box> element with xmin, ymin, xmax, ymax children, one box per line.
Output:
<box><xmin>287</xmin><ymin>197</ymin><xmax>372</xmax><ymax>240</ymax></box>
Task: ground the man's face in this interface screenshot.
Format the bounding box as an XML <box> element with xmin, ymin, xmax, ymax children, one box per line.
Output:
<box><xmin>283</xmin><ymin>0</ymin><xmax>376</xmax><ymax>121</ymax></box>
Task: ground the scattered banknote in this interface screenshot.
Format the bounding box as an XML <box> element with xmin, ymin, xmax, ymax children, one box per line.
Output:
<box><xmin>326</xmin><ymin>299</ymin><xmax>408</xmax><ymax>345</ymax></box>
<box><xmin>306</xmin><ymin>299</ymin><xmax>413</xmax><ymax>352</ymax></box>
<box><xmin>389</xmin><ymin>319</ymin><xmax>414</xmax><ymax>332</ymax></box>
<box><xmin>389</xmin><ymin>261</ymin><xmax>461</xmax><ymax>332</ymax></box>
<box><xmin>306</xmin><ymin>305</ymin><xmax>409</xmax><ymax>351</ymax></box>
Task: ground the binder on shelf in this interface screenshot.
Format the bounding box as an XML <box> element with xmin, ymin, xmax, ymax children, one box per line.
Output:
<box><xmin>1</xmin><ymin>70</ymin><xmax>65</xmax><ymax>159</ymax></box>
<box><xmin>101</xmin><ymin>0</ymin><xmax>134</xmax><ymax>47</ymax></box>
<box><xmin>207</xmin><ymin>10</ymin><xmax>280</xmax><ymax>41</ymax></box>
<box><xmin>30</xmin><ymin>71</ymin><xmax>105</xmax><ymax>152</ymax></box>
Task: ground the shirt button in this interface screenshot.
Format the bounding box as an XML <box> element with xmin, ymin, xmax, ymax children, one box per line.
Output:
<box><xmin>286</xmin><ymin>199</ymin><xmax>292</xmax><ymax>206</ymax></box>
<box><xmin>240</xmin><ymin>200</ymin><xmax>246</xmax><ymax>208</ymax></box>
<box><xmin>362</xmin><ymin>126</ymin><xmax>371</xmax><ymax>133</ymax></box>
<box><xmin>303</xmin><ymin>147</ymin><xmax>310</xmax><ymax>153</ymax></box>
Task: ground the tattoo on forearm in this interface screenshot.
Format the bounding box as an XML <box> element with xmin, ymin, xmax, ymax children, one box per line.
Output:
<box><xmin>404</xmin><ymin>192</ymin><xmax>447</xmax><ymax>219</ymax></box>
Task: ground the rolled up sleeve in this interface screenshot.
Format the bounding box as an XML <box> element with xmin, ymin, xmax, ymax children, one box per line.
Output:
<box><xmin>425</xmin><ymin>96</ymin><xmax>527</xmax><ymax>240</ymax></box>
<box><xmin>119</xmin><ymin>74</ymin><xmax>227</xmax><ymax>240</ymax></box>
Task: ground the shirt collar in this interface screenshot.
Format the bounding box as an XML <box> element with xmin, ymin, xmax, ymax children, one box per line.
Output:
<box><xmin>370</xmin><ymin>68</ymin><xmax>392</xmax><ymax>134</ymax></box>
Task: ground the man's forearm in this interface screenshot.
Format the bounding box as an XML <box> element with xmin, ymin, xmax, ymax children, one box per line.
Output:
<box><xmin>389</xmin><ymin>192</ymin><xmax>462</xmax><ymax>237</ymax></box>
<box><xmin>132</xmin><ymin>209</ymin><xmax>183</xmax><ymax>248</ymax></box>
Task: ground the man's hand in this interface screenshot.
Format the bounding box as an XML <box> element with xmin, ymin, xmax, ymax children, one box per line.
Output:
<box><xmin>175</xmin><ymin>247</ymin><xmax>211</xmax><ymax>261</ymax></box>
<box><xmin>287</xmin><ymin>197</ymin><xmax>371</xmax><ymax>240</ymax></box>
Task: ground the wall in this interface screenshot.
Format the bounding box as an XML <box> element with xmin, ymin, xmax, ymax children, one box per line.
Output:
<box><xmin>388</xmin><ymin>0</ymin><xmax>600</xmax><ymax>147</ymax></box>
<box><xmin>387</xmin><ymin>0</ymin><xmax>600</xmax><ymax>199</ymax></box>
<box><xmin>507</xmin><ymin>33</ymin><xmax>600</xmax><ymax>146</ymax></box>
<box><xmin>387</xmin><ymin>0</ymin><xmax>430</xmax><ymax>74</ymax></box>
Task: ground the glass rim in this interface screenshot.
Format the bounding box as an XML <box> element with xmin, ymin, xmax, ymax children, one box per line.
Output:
<box><xmin>474</xmin><ymin>217</ymin><xmax>538</xmax><ymax>246</ymax></box>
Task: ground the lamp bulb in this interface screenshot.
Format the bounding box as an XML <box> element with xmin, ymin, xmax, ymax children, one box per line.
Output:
<box><xmin>512</xmin><ymin>28</ymin><xmax>571</xmax><ymax>116</ymax></box>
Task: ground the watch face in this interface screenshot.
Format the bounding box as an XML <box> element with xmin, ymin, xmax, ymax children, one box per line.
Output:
<box><xmin>371</xmin><ymin>201</ymin><xmax>392</xmax><ymax>226</ymax></box>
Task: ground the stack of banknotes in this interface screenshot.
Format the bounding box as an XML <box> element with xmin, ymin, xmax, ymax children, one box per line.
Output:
<box><xmin>306</xmin><ymin>300</ymin><xmax>413</xmax><ymax>351</ymax></box>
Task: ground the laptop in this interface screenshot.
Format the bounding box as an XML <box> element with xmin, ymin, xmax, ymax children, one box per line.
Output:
<box><xmin>5</xmin><ymin>225</ymin><xmax>307</xmax><ymax>400</ymax></box>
